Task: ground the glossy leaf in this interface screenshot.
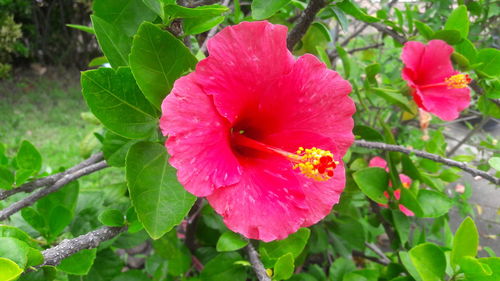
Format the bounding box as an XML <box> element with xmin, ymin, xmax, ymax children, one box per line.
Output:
<box><xmin>337</xmin><ymin>0</ymin><xmax>379</xmax><ymax>22</ymax></box>
<box><xmin>57</xmin><ymin>249</ymin><xmax>97</xmax><ymax>275</ymax></box>
<box><xmin>15</xmin><ymin>140</ymin><xmax>42</xmax><ymax>174</ymax></box>
<box><xmin>129</xmin><ymin>22</ymin><xmax>197</xmax><ymax>109</ymax></box>
<box><xmin>445</xmin><ymin>5</ymin><xmax>469</xmax><ymax>38</ymax></box>
<box><xmin>409</xmin><ymin>243</ymin><xmax>446</xmax><ymax>281</ymax></box>
<box><xmin>126</xmin><ymin>141</ymin><xmax>196</xmax><ymax>239</ymax></box>
<box><xmin>163</xmin><ymin>4</ymin><xmax>229</xmax><ymax>18</ymax></box>
<box><xmin>153</xmin><ymin>230</ymin><xmax>191</xmax><ymax>276</ymax></box>
<box><xmin>200</xmin><ymin>253</ymin><xmax>247</xmax><ymax>281</ymax></box>
<box><xmin>91</xmin><ymin>15</ymin><xmax>132</xmax><ymax>68</ymax></box>
<box><xmin>417</xmin><ymin>190</ymin><xmax>452</xmax><ymax>218</ymax></box>
<box><xmin>82</xmin><ymin>67</ymin><xmax>159</xmax><ymax>139</ymax></box>
<box><xmin>352</xmin><ymin>167</ymin><xmax>389</xmax><ymax>204</ymax></box>
<box><xmin>103</xmin><ymin>131</ymin><xmax>140</xmax><ymax>167</ymax></box>
<box><xmin>0</xmin><ymin>258</ymin><xmax>23</xmax><ymax>281</ymax></box>
<box><xmin>98</xmin><ymin>209</ymin><xmax>125</xmax><ymax>227</ymax></box>
<box><xmin>259</xmin><ymin>228</ymin><xmax>310</xmax><ymax>260</ymax></box>
<box><xmin>216</xmin><ymin>231</ymin><xmax>249</xmax><ymax>252</ymax></box>
<box><xmin>451</xmin><ymin>217</ymin><xmax>478</xmax><ymax>267</ymax></box>
<box><xmin>273</xmin><ymin>253</ymin><xmax>295</xmax><ymax>280</ymax></box>
<box><xmin>251</xmin><ymin>0</ymin><xmax>291</xmax><ymax>20</ymax></box>
<box><xmin>92</xmin><ymin>0</ymin><xmax>156</xmax><ymax>37</ymax></box>
<box><xmin>431</xmin><ymin>30</ymin><xmax>462</xmax><ymax>45</ymax></box>
<box><xmin>475</xmin><ymin>48</ymin><xmax>500</xmax><ymax>77</ymax></box>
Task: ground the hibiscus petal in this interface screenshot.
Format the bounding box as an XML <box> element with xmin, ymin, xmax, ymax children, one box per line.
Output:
<box><xmin>416</xmin><ymin>86</ymin><xmax>470</xmax><ymax>121</ymax></box>
<box><xmin>369</xmin><ymin>157</ymin><xmax>388</xmax><ymax>169</ymax></box>
<box><xmin>195</xmin><ymin>21</ymin><xmax>295</xmax><ymax>122</ymax></box>
<box><xmin>258</xmin><ymin>54</ymin><xmax>355</xmax><ymax>156</ymax></box>
<box><xmin>161</xmin><ymin>74</ymin><xmax>242</xmax><ymax>196</ymax></box>
<box><xmin>402</xmin><ymin>40</ymin><xmax>455</xmax><ymax>85</ymax></box>
<box><xmin>206</xmin><ymin>157</ymin><xmax>308</xmax><ymax>242</ymax></box>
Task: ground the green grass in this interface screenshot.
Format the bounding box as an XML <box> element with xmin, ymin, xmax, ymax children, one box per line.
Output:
<box><xmin>0</xmin><ymin>72</ymin><xmax>122</xmax><ymax>188</ymax></box>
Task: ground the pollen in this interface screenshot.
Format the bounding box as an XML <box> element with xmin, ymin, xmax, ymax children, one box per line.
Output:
<box><xmin>445</xmin><ymin>74</ymin><xmax>471</xmax><ymax>89</ymax></box>
<box><xmin>291</xmin><ymin>147</ymin><xmax>339</xmax><ymax>181</ymax></box>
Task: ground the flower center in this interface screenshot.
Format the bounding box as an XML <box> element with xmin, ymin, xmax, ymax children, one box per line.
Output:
<box><xmin>419</xmin><ymin>73</ymin><xmax>471</xmax><ymax>90</ymax></box>
<box><xmin>445</xmin><ymin>74</ymin><xmax>471</xmax><ymax>89</ymax></box>
<box><xmin>232</xmin><ymin>133</ymin><xmax>338</xmax><ymax>181</ymax></box>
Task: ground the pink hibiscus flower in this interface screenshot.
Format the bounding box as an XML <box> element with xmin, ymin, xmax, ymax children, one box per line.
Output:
<box><xmin>160</xmin><ymin>21</ymin><xmax>355</xmax><ymax>241</ymax></box>
<box><xmin>401</xmin><ymin>40</ymin><xmax>471</xmax><ymax>121</ymax></box>
<box><xmin>368</xmin><ymin>157</ymin><xmax>414</xmax><ymax>216</ymax></box>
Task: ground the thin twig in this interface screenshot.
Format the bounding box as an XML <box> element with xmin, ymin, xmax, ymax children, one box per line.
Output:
<box><xmin>199</xmin><ymin>0</ymin><xmax>231</xmax><ymax>54</ymax></box>
<box><xmin>354</xmin><ymin>140</ymin><xmax>499</xmax><ymax>185</ymax></box>
<box><xmin>330</xmin><ymin>43</ymin><xmax>384</xmax><ymax>59</ymax></box>
<box><xmin>0</xmin><ymin>153</ymin><xmax>103</xmax><ymax>201</ymax></box>
<box><xmin>365</xmin><ymin>242</ymin><xmax>391</xmax><ymax>265</ymax></box>
<box><xmin>0</xmin><ymin>161</ymin><xmax>108</xmax><ymax>221</ymax></box>
<box><xmin>246</xmin><ymin>242</ymin><xmax>271</xmax><ymax>281</ymax></box>
<box><xmin>286</xmin><ymin>0</ymin><xmax>328</xmax><ymax>50</ymax></box>
<box><xmin>40</xmin><ymin>226</ymin><xmax>127</xmax><ymax>267</ymax></box>
<box><xmin>352</xmin><ymin>250</ymin><xmax>389</xmax><ymax>265</ymax></box>
<box><xmin>366</xmin><ymin>22</ymin><xmax>407</xmax><ymax>45</ymax></box>
<box><xmin>447</xmin><ymin>117</ymin><xmax>490</xmax><ymax>157</ymax></box>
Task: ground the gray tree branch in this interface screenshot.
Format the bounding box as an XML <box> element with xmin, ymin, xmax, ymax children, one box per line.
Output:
<box><xmin>246</xmin><ymin>242</ymin><xmax>271</xmax><ymax>281</ymax></box>
<box><xmin>41</xmin><ymin>226</ymin><xmax>127</xmax><ymax>267</ymax></box>
<box><xmin>287</xmin><ymin>0</ymin><xmax>328</xmax><ymax>50</ymax></box>
<box><xmin>0</xmin><ymin>153</ymin><xmax>104</xmax><ymax>201</ymax></box>
<box><xmin>0</xmin><ymin>160</ymin><xmax>108</xmax><ymax>221</ymax></box>
<box><xmin>354</xmin><ymin>140</ymin><xmax>499</xmax><ymax>185</ymax></box>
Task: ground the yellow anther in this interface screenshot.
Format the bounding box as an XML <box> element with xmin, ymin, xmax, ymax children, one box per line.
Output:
<box><xmin>290</xmin><ymin>147</ymin><xmax>338</xmax><ymax>181</ymax></box>
<box><xmin>266</xmin><ymin>268</ymin><xmax>273</xmax><ymax>277</ymax></box>
<box><xmin>445</xmin><ymin>74</ymin><xmax>471</xmax><ymax>89</ymax></box>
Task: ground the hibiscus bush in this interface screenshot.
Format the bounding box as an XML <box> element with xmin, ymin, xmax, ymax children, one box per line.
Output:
<box><xmin>0</xmin><ymin>0</ymin><xmax>499</xmax><ymax>280</ymax></box>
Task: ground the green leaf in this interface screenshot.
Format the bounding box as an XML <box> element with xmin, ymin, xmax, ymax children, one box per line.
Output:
<box><xmin>259</xmin><ymin>228</ymin><xmax>310</xmax><ymax>260</ymax></box>
<box><xmin>66</xmin><ymin>24</ymin><xmax>95</xmax><ymax>34</ymax></box>
<box><xmin>478</xmin><ymin>96</ymin><xmax>500</xmax><ymax>118</ymax></box>
<box><xmin>336</xmin><ymin>44</ymin><xmax>350</xmax><ymax>79</ymax></box>
<box><xmin>48</xmin><ymin>206</ymin><xmax>73</xmax><ymax>239</ymax></box>
<box><xmin>417</xmin><ymin>190</ymin><xmax>452</xmax><ymax>218</ymax></box>
<box><xmin>330</xmin><ymin>216</ymin><xmax>365</xmax><ymax>251</ymax></box>
<box><xmin>365</xmin><ymin>63</ymin><xmax>380</xmax><ymax>85</ymax></box>
<box><xmin>80</xmin><ymin>248</ymin><xmax>124</xmax><ymax>281</ymax></box>
<box><xmin>353</xmin><ymin>125</ymin><xmax>383</xmax><ymax>141</ymax></box>
<box><xmin>337</xmin><ymin>0</ymin><xmax>379</xmax><ymax>22</ymax></box>
<box><xmin>329</xmin><ymin>257</ymin><xmax>356</xmax><ymax>281</ymax></box>
<box><xmin>81</xmin><ymin>67</ymin><xmax>159</xmax><ymax>139</ymax></box>
<box><xmin>251</xmin><ymin>0</ymin><xmax>291</xmax><ymax>20</ymax></box>
<box><xmin>143</xmin><ymin>0</ymin><xmax>163</xmax><ymax>18</ymax></box>
<box><xmin>0</xmin><ymin>226</ymin><xmax>35</xmax><ymax>248</ymax></box>
<box><xmin>21</xmin><ymin>208</ymin><xmax>46</xmax><ymax>236</ymax></box>
<box><xmin>445</xmin><ymin>5</ymin><xmax>469</xmax><ymax>39</ymax></box>
<box><xmin>409</xmin><ymin>243</ymin><xmax>446</xmax><ymax>281</ymax></box>
<box><xmin>488</xmin><ymin>157</ymin><xmax>500</xmax><ymax>171</ymax></box>
<box><xmin>0</xmin><ymin>166</ymin><xmax>14</xmax><ymax>190</ymax></box>
<box><xmin>459</xmin><ymin>256</ymin><xmax>493</xmax><ymax>278</ymax></box>
<box><xmin>431</xmin><ymin>30</ymin><xmax>462</xmax><ymax>45</ymax></box>
<box><xmin>475</xmin><ymin>48</ymin><xmax>500</xmax><ymax>77</ymax></box>
<box><xmin>414</xmin><ymin>21</ymin><xmax>434</xmax><ymax>40</ymax></box>
<box><xmin>0</xmin><ymin>237</ymin><xmax>30</xmax><ymax>268</ymax></box>
<box><xmin>467</xmin><ymin>258</ymin><xmax>500</xmax><ymax>281</ymax></box>
<box><xmin>352</xmin><ymin>167</ymin><xmax>389</xmax><ymax>204</ymax></box>
<box><xmin>0</xmin><ymin>258</ymin><xmax>23</xmax><ymax>281</ymax></box>
<box><xmin>91</xmin><ymin>15</ymin><xmax>132</xmax><ymax>68</ymax></box>
<box><xmin>216</xmin><ymin>232</ymin><xmax>249</xmax><ymax>252</ymax></box>
<box><xmin>153</xmin><ymin>230</ymin><xmax>191</xmax><ymax>276</ymax></box>
<box><xmin>273</xmin><ymin>253</ymin><xmax>294</xmax><ymax>280</ymax></box>
<box><xmin>451</xmin><ymin>217</ymin><xmax>478</xmax><ymax>268</ymax></box>
<box><xmin>200</xmin><ymin>253</ymin><xmax>247</xmax><ymax>281</ymax></box>
<box><xmin>126</xmin><ymin>141</ymin><xmax>196</xmax><ymax>239</ymax></box>
<box><xmin>455</xmin><ymin>39</ymin><xmax>477</xmax><ymax>63</ymax></box>
<box><xmin>110</xmin><ymin>270</ymin><xmax>151</xmax><ymax>281</ymax></box>
<box><xmin>88</xmin><ymin>56</ymin><xmax>109</xmax><ymax>67</ymax></box>
<box><xmin>103</xmin><ymin>131</ymin><xmax>140</xmax><ymax>167</ymax></box>
<box><xmin>184</xmin><ymin>15</ymin><xmax>225</xmax><ymax>35</ymax></box>
<box><xmin>393</xmin><ymin>210</ymin><xmax>410</xmax><ymax>245</ymax></box>
<box><xmin>164</xmin><ymin>4</ymin><xmax>229</xmax><ymax>18</ymax></box>
<box><xmin>99</xmin><ymin>209</ymin><xmax>125</xmax><ymax>227</ymax></box>
<box><xmin>399</xmin><ymin>187</ymin><xmax>423</xmax><ymax>217</ymax></box>
<box><xmin>371</xmin><ymin>88</ymin><xmax>415</xmax><ymax>113</ymax></box>
<box><xmin>15</xmin><ymin>140</ymin><xmax>42</xmax><ymax>174</ymax></box>
<box><xmin>399</xmin><ymin>251</ymin><xmax>422</xmax><ymax>281</ymax></box>
<box><xmin>129</xmin><ymin>22</ymin><xmax>197</xmax><ymax>109</ymax></box>
<box><xmin>92</xmin><ymin>0</ymin><xmax>156</xmax><ymax>37</ymax></box>
<box><xmin>57</xmin><ymin>249</ymin><xmax>97</xmax><ymax>275</ymax></box>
